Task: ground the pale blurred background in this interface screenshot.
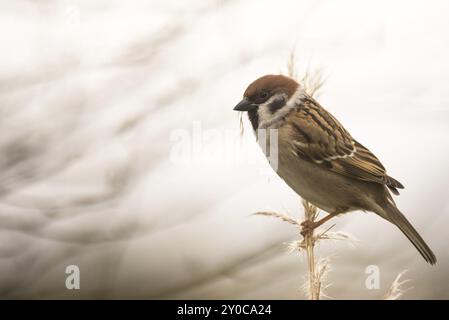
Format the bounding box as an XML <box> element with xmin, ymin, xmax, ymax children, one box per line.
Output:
<box><xmin>0</xmin><ymin>0</ymin><xmax>448</xmax><ymax>299</ymax></box>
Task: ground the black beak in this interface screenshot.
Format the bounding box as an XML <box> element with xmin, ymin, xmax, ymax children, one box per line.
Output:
<box><xmin>233</xmin><ymin>98</ymin><xmax>257</xmax><ymax>112</ymax></box>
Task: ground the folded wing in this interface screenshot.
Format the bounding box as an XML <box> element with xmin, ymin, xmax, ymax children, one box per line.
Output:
<box><xmin>288</xmin><ymin>97</ymin><xmax>404</xmax><ymax>194</ymax></box>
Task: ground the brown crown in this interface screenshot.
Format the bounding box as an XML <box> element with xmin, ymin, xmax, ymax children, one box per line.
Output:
<box><xmin>244</xmin><ymin>74</ymin><xmax>299</xmax><ymax>99</ymax></box>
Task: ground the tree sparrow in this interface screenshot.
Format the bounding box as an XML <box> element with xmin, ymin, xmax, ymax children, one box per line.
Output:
<box><xmin>234</xmin><ymin>74</ymin><xmax>436</xmax><ymax>265</ymax></box>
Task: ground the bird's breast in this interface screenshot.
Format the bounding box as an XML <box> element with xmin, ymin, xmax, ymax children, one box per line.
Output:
<box><xmin>258</xmin><ymin>129</ymin><xmax>362</xmax><ymax>213</ymax></box>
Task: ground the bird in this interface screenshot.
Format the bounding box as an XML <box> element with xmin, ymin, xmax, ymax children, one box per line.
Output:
<box><xmin>234</xmin><ymin>74</ymin><xmax>436</xmax><ymax>265</ymax></box>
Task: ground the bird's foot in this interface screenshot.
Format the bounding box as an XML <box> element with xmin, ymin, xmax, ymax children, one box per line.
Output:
<box><xmin>300</xmin><ymin>220</ymin><xmax>317</xmax><ymax>236</ymax></box>
<box><xmin>300</xmin><ymin>210</ymin><xmax>343</xmax><ymax>236</ymax></box>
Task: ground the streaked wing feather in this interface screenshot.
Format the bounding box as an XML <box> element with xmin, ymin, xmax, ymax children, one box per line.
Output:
<box><xmin>288</xmin><ymin>97</ymin><xmax>403</xmax><ymax>192</ymax></box>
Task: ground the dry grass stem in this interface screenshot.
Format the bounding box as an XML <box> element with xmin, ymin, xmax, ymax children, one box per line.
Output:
<box><xmin>315</xmin><ymin>227</ymin><xmax>359</xmax><ymax>245</ymax></box>
<box><xmin>315</xmin><ymin>257</ymin><xmax>332</xmax><ymax>299</ymax></box>
<box><xmin>253</xmin><ymin>211</ymin><xmax>299</xmax><ymax>226</ymax></box>
<box><xmin>300</xmin><ymin>67</ymin><xmax>326</xmax><ymax>97</ymax></box>
<box><xmin>302</xmin><ymin>200</ymin><xmax>320</xmax><ymax>299</ymax></box>
<box><xmin>383</xmin><ymin>270</ymin><xmax>412</xmax><ymax>300</ymax></box>
<box><xmin>287</xmin><ymin>50</ymin><xmax>298</xmax><ymax>80</ymax></box>
<box><xmin>253</xmin><ymin>202</ymin><xmax>326</xmax><ymax>299</ymax></box>
<box><xmin>239</xmin><ymin>112</ymin><xmax>244</xmax><ymax>136</ymax></box>
<box><xmin>286</xmin><ymin>50</ymin><xmax>326</xmax><ymax>97</ymax></box>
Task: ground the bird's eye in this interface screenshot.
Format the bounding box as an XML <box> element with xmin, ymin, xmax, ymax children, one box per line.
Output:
<box><xmin>259</xmin><ymin>91</ymin><xmax>269</xmax><ymax>99</ymax></box>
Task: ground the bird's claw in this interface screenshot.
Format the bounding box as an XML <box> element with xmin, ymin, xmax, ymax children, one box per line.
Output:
<box><xmin>300</xmin><ymin>220</ymin><xmax>316</xmax><ymax>236</ymax></box>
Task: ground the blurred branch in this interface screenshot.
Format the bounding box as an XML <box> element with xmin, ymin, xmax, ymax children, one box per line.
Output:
<box><xmin>153</xmin><ymin>241</ymin><xmax>284</xmax><ymax>299</ymax></box>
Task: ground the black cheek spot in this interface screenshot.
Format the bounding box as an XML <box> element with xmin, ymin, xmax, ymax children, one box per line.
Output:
<box><xmin>268</xmin><ymin>97</ymin><xmax>286</xmax><ymax>113</ymax></box>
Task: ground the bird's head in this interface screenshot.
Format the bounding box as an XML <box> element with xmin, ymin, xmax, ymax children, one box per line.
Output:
<box><xmin>233</xmin><ymin>74</ymin><xmax>300</xmax><ymax>129</ymax></box>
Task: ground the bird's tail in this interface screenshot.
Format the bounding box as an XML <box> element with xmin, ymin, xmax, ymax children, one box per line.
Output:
<box><xmin>384</xmin><ymin>202</ymin><xmax>437</xmax><ymax>265</ymax></box>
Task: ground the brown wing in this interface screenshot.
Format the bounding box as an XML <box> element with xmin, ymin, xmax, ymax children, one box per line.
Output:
<box><xmin>287</xmin><ymin>96</ymin><xmax>404</xmax><ymax>194</ymax></box>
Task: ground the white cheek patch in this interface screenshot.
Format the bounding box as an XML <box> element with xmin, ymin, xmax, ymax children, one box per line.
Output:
<box><xmin>257</xmin><ymin>93</ymin><xmax>287</xmax><ymax>125</ymax></box>
<box><xmin>258</xmin><ymin>88</ymin><xmax>306</xmax><ymax>129</ymax></box>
